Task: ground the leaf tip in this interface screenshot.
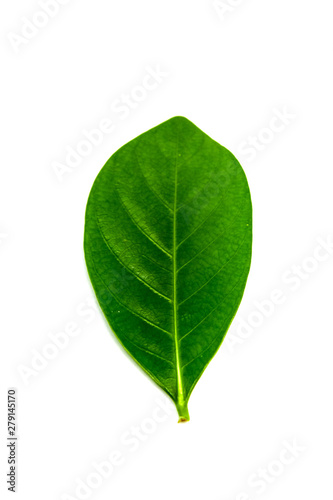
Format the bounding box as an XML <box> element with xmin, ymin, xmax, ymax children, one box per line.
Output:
<box><xmin>167</xmin><ymin>115</ymin><xmax>192</xmax><ymax>128</ymax></box>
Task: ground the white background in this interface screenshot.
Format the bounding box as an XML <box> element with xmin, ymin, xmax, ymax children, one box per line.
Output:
<box><xmin>1</xmin><ymin>1</ymin><xmax>333</xmax><ymax>499</ymax></box>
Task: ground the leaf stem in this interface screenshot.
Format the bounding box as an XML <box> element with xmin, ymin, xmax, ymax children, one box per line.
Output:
<box><xmin>176</xmin><ymin>400</ymin><xmax>190</xmax><ymax>423</ymax></box>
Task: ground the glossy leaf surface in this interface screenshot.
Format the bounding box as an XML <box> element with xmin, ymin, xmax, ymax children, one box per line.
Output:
<box><xmin>84</xmin><ymin>116</ymin><xmax>252</xmax><ymax>421</ymax></box>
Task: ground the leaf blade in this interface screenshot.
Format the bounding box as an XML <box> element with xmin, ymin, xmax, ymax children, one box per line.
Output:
<box><xmin>84</xmin><ymin>116</ymin><xmax>252</xmax><ymax>421</ymax></box>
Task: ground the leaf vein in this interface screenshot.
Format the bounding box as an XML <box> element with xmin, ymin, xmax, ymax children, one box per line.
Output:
<box><xmin>96</xmin><ymin>216</ymin><xmax>172</xmax><ymax>302</ymax></box>
<box><xmin>181</xmin><ymin>331</ymin><xmax>221</xmax><ymax>369</ymax></box>
<box><xmin>177</xmin><ymin>206</ymin><xmax>242</xmax><ymax>272</ymax></box>
<box><xmin>176</xmin><ymin>183</ymin><xmax>234</xmax><ymax>249</ymax></box>
<box><xmin>122</xmin><ymin>334</ymin><xmax>173</xmax><ymax>366</ymax></box>
<box><xmin>179</xmin><ymin>237</ymin><xmax>246</xmax><ymax>306</ymax></box>
<box><xmin>115</xmin><ymin>186</ymin><xmax>172</xmax><ymax>258</ymax></box>
<box><xmin>176</xmin><ymin>175</ymin><xmax>217</xmax><ymax>212</ymax></box>
<box><xmin>88</xmin><ymin>240</ymin><xmax>173</xmax><ymax>337</ymax></box>
<box><xmin>180</xmin><ymin>271</ymin><xmax>247</xmax><ymax>342</ymax></box>
<box><xmin>135</xmin><ymin>149</ymin><xmax>174</xmax><ymax>213</ymax></box>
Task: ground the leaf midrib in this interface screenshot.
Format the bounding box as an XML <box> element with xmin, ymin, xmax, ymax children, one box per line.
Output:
<box><xmin>173</xmin><ymin>132</ymin><xmax>185</xmax><ymax>407</ymax></box>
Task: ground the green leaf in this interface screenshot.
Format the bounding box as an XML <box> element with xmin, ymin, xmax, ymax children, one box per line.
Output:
<box><xmin>84</xmin><ymin>116</ymin><xmax>252</xmax><ymax>422</ymax></box>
